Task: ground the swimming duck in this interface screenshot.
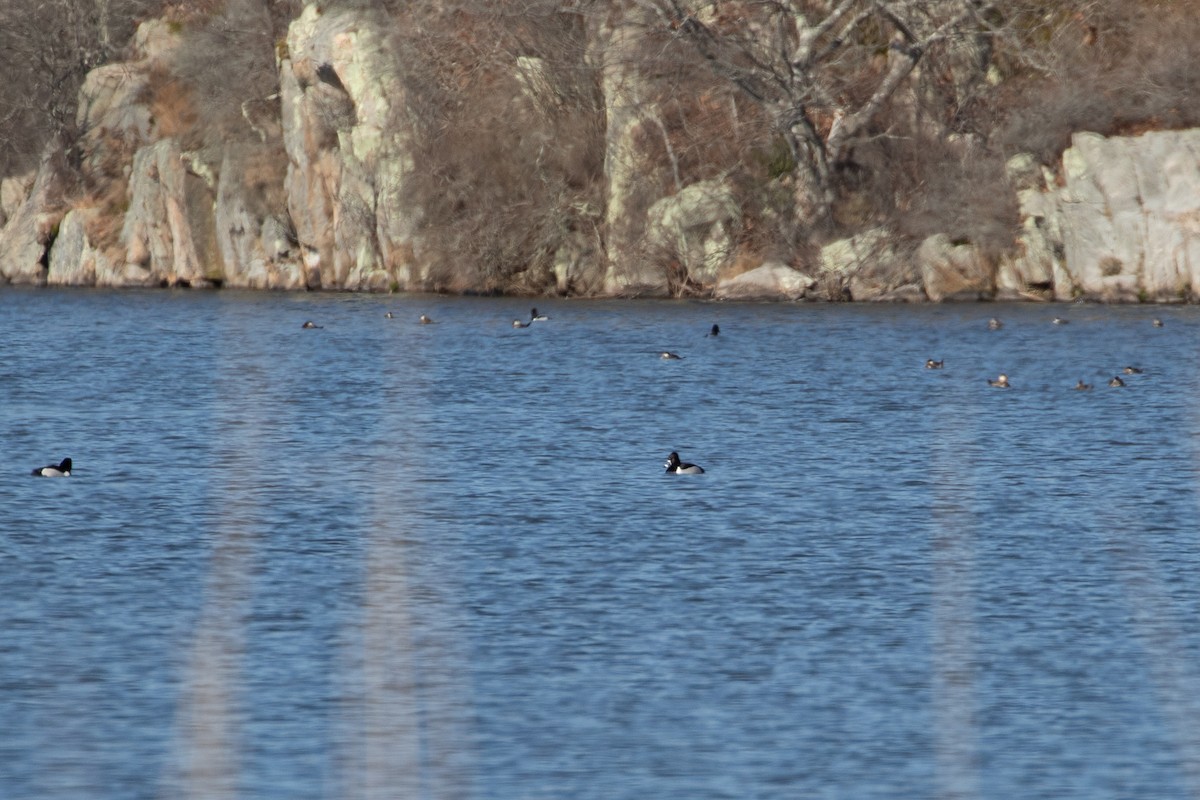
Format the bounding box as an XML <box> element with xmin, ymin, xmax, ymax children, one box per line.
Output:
<box><xmin>1074</xmin><ymin>380</ymin><xmax>1092</xmax><ymax>390</ymax></box>
<box><xmin>660</xmin><ymin>351</ymin><xmax>683</xmax><ymax>360</ymax></box>
<box><xmin>664</xmin><ymin>451</ymin><xmax>704</xmax><ymax>474</ymax></box>
<box><xmin>512</xmin><ymin>319</ymin><xmax>530</xmax><ymax>328</ymax></box>
<box><xmin>988</xmin><ymin>318</ymin><xmax>1003</xmax><ymax>330</ymax></box>
<box><xmin>1052</xmin><ymin>317</ymin><xmax>1069</xmax><ymax>325</ymax></box>
<box><xmin>301</xmin><ymin>320</ymin><xmax>323</xmax><ymax>329</ymax></box>
<box><xmin>530</xmin><ymin>308</ymin><xmax>549</xmax><ymax>322</ymax></box>
<box><xmin>1122</xmin><ymin>366</ymin><xmax>1143</xmax><ymax>375</ymax></box>
<box><xmin>419</xmin><ymin>314</ymin><xmax>433</xmax><ymax>324</ymax></box>
<box><xmin>1153</xmin><ymin>318</ymin><xmax>1164</xmax><ymax>328</ymax></box>
<box><xmin>987</xmin><ymin>373</ymin><xmax>1011</xmax><ymax>388</ymax></box>
<box><xmin>708</xmin><ymin>324</ymin><xmax>720</xmax><ymax>337</ymax></box>
<box><xmin>1109</xmin><ymin>376</ymin><xmax>1126</xmax><ymax>387</ymax></box>
<box><xmin>32</xmin><ymin>457</ymin><xmax>72</xmax><ymax>477</ymax></box>
<box><xmin>925</xmin><ymin>359</ymin><xmax>944</xmax><ymax>369</ymax></box>
<box><xmin>384</xmin><ymin>311</ymin><xmax>395</xmax><ymax>319</ymax></box>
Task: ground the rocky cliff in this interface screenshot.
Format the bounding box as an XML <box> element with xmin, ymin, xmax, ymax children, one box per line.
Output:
<box><xmin>2</xmin><ymin>3</ymin><xmax>1200</xmax><ymax>302</ymax></box>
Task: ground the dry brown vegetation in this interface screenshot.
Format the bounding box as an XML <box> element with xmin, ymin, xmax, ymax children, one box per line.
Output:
<box><xmin>166</xmin><ymin>0</ymin><xmax>297</xmax><ymax>151</ymax></box>
<box><xmin>991</xmin><ymin>1</ymin><xmax>1200</xmax><ymax>160</ymax></box>
<box><xmin>3</xmin><ymin>0</ymin><xmax>1200</xmax><ymax>292</ymax></box>
<box><xmin>395</xmin><ymin>1</ymin><xmax>605</xmax><ymax>293</ymax></box>
<box><xmin>0</xmin><ymin>0</ymin><xmax>166</xmax><ymax>176</ymax></box>
<box><xmin>614</xmin><ymin>1</ymin><xmax>1195</xmax><ymax>258</ymax></box>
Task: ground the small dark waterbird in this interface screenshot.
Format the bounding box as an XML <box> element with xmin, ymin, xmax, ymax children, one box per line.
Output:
<box><xmin>32</xmin><ymin>458</ymin><xmax>72</xmax><ymax>477</ymax></box>
<box><xmin>664</xmin><ymin>452</ymin><xmax>704</xmax><ymax>474</ymax></box>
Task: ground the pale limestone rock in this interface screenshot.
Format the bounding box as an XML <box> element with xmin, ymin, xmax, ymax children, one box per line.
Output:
<box><xmin>47</xmin><ymin>208</ymin><xmax>98</xmax><ymax>285</ymax></box>
<box><xmin>76</xmin><ymin>65</ymin><xmax>153</xmax><ymax>146</ymax></box>
<box><xmin>214</xmin><ymin>149</ymin><xmax>261</xmax><ymax>289</ymax></box>
<box><xmin>1059</xmin><ymin>133</ymin><xmax>1144</xmax><ymax>301</ymax></box>
<box><xmin>46</xmin><ymin>208</ymin><xmax>117</xmax><ymax>286</ymax></box>
<box><xmin>74</xmin><ymin>19</ymin><xmax>181</xmax><ymax>178</ymax></box>
<box><xmin>119</xmin><ymin>139</ymin><xmax>219</xmax><ymax>287</ymax></box>
<box><xmin>997</xmin><ymin>185</ymin><xmax>1062</xmax><ymax>300</ymax></box>
<box><xmin>1</xmin><ymin>171</ymin><xmax>35</xmax><ymax>222</ymax></box>
<box><xmin>0</xmin><ymin>148</ymin><xmax>69</xmax><ymax>285</ymax></box>
<box><xmin>281</xmin><ymin>3</ymin><xmax>419</xmax><ymax>290</ymax></box>
<box><xmin>998</xmin><ymin>153</ymin><xmax>1072</xmax><ymax>299</ymax></box>
<box><xmin>918</xmin><ymin>234</ymin><xmax>993</xmax><ymax>301</ymax></box>
<box><xmin>260</xmin><ymin>216</ymin><xmax>293</xmax><ymax>261</ymax></box>
<box><xmin>213</xmin><ymin>146</ymin><xmax>305</xmax><ymax>290</ymax></box>
<box><xmin>714</xmin><ymin>262</ymin><xmax>815</xmax><ymax>301</ymax></box>
<box><xmin>646</xmin><ymin>180</ymin><xmax>740</xmax><ymax>287</ymax></box>
<box><xmin>598</xmin><ymin>6</ymin><xmax>671</xmax><ymax>295</ymax></box>
<box><xmin>133</xmin><ymin>18</ymin><xmax>180</xmax><ymax>63</ymax></box>
<box><xmin>1056</xmin><ymin>130</ymin><xmax>1200</xmax><ymax>301</ymax></box>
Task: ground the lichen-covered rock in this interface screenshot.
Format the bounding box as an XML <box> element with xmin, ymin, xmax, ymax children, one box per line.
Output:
<box><xmin>714</xmin><ymin>261</ymin><xmax>815</xmax><ymax>300</ymax></box>
<box><xmin>47</xmin><ymin>208</ymin><xmax>119</xmax><ymax>286</ymax></box>
<box><xmin>0</xmin><ymin>148</ymin><xmax>70</xmax><ymax>285</ymax></box>
<box><xmin>999</xmin><ymin>152</ymin><xmax>1066</xmax><ymax>298</ymax></box>
<box><xmin>281</xmin><ymin>3</ymin><xmax>419</xmax><ymax>290</ymax></box>
<box><xmin>75</xmin><ymin>19</ymin><xmax>180</xmax><ymax>179</ymax></box>
<box><xmin>214</xmin><ymin>146</ymin><xmax>306</xmax><ymax>290</ymax></box>
<box><xmin>1057</xmin><ymin>130</ymin><xmax>1200</xmax><ymax>301</ymax></box>
<box><xmin>997</xmin><ymin>158</ymin><xmax>1065</xmax><ymax>300</ymax></box>
<box><xmin>598</xmin><ymin>6</ymin><xmax>672</xmax><ymax>295</ymax></box>
<box><xmin>117</xmin><ymin>138</ymin><xmax>219</xmax><ymax>287</ymax></box>
<box><xmin>646</xmin><ymin>180</ymin><xmax>740</xmax><ymax>287</ymax></box>
<box><xmin>1</xmin><ymin>171</ymin><xmax>35</xmax><ymax>224</ymax></box>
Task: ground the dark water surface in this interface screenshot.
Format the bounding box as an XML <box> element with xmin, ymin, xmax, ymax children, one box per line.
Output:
<box><xmin>3</xmin><ymin>289</ymin><xmax>1200</xmax><ymax>799</ymax></box>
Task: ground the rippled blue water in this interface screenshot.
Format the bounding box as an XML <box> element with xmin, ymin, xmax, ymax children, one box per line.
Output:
<box><xmin>3</xmin><ymin>289</ymin><xmax>1200</xmax><ymax>799</ymax></box>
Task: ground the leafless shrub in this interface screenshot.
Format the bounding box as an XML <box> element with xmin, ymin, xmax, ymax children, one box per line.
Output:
<box><xmin>167</xmin><ymin>0</ymin><xmax>290</xmax><ymax>153</ymax></box>
<box><xmin>992</xmin><ymin>0</ymin><xmax>1200</xmax><ymax>161</ymax></box>
<box><xmin>891</xmin><ymin>136</ymin><xmax>1018</xmax><ymax>257</ymax></box>
<box><xmin>0</xmin><ymin>0</ymin><xmax>167</xmax><ymax>177</ymax></box>
<box><xmin>396</xmin><ymin>2</ymin><xmax>605</xmax><ymax>292</ymax></box>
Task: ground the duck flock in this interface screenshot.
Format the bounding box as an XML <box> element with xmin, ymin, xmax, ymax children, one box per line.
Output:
<box><xmin>31</xmin><ymin>305</ymin><xmax>714</xmax><ymax>479</ymax></box>
<box><xmin>955</xmin><ymin>315</ymin><xmax>1159</xmax><ymax>392</ymax></box>
<box><xmin>31</xmin><ymin>309</ymin><xmax>1163</xmax><ymax>479</ymax></box>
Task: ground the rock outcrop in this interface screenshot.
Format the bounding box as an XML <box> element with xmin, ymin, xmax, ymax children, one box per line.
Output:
<box><xmin>1001</xmin><ymin>130</ymin><xmax>1200</xmax><ymax>303</ymax></box>
<box><xmin>646</xmin><ymin>179</ymin><xmax>740</xmax><ymax>287</ymax></box>
<box><xmin>918</xmin><ymin>234</ymin><xmax>993</xmax><ymax>302</ymax></box>
<box><xmin>3</xmin><ymin>3</ymin><xmax>1200</xmax><ymax>303</ymax></box>
<box><xmin>598</xmin><ymin>5</ymin><xmax>672</xmax><ymax>295</ymax></box>
<box><xmin>819</xmin><ymin>229</ymin><xmax>924</xmax><ymax>302</ymax></box>
<box><xmin>1058</xmin><ymin>130</ymin><xmax>1200</xmax><ymax>301</ymax></box>
<box><xmin>0</xmin><ymin>147</ymin><xmax>70</xmax><ymax>285</ymax></box>
<box><xmin>118</xmin><ymin>138</ymin><xmax>219</xmax><ymax>287</ymax></box>
<box><xmin>280</xmin><ymin>3</ymin><xmax>420</xmax><ymax>291</ymax></box>
<box><xmin>714</xmin><ymin>261</ymin><xmax>815</xmax><ymax>300</ymax></box>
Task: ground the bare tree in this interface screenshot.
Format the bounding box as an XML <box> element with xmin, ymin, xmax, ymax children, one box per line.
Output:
<box><xmin>0</xmin><ymin>0</ymin><xmax>165</xmax><ymax>176</ymax></box>
<box><xmin>627</xmin><ymin>0</ymin><xmax>1065</xmax><ymax>236</ymax></box>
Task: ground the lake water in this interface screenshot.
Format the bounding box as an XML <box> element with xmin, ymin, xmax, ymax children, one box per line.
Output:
<box><xmin>3</xmin><ymin>288</ymin><xmax>1200</xmax><ymax>799</ymax></box>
